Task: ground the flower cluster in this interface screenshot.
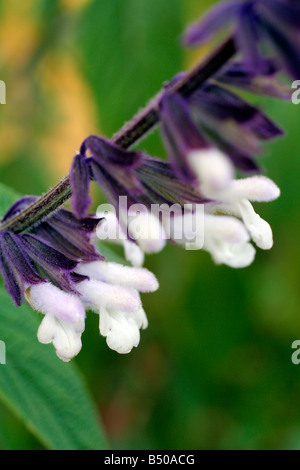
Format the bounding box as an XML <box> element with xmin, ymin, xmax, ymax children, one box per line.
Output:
<box><xmin>184</xmin><ymin>0</ymin><xmax>300</xmax><ymax>80</ymax></box>
<box><xmin>0</xmin><ymin>0</ymin><xmax>298</xmax><ymax>361</ymax></box>
<box><xmin>0</xmin><ymin>197</ymin><xmax>159</xmax><ymax>361</ymax></box>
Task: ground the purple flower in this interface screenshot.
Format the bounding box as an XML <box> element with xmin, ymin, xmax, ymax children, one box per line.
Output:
<box><xmin>183</xmin><ymin>0</ymin><xmax>300</xmax><ymax>79</ymax></box>
<box><xmin>215</xmin><ymin>60</ymin><xmax>293</xmax><ymax>100</ymax></box>
<box><xmin>158</xmin><ymin>82</ymin><xmax>283</xmax><ymax>181</ymax></box>
<box><xmin>70</xmin><ymin>135</ymin><xmax>208</xmax><ymax>216</ymax></box>
<box><xmin>0</xmin><ymin>197</ymin><xmax>103</xmax><ymax>306</ymax></box>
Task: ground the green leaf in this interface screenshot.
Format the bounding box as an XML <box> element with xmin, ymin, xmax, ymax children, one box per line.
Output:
<box><xmin>76</xmin><ymin>0</ymin><xmax>183</xmax><ymax>139</ymax></box>
<box><xmin>0</xmin><ymin>286</ymin><xmax>107</xmax><ymax>449</ymax></box>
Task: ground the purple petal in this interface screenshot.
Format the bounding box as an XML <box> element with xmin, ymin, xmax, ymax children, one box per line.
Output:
<box><xmin>259</xmin><ymin>13</ymin><xmax>300</xmax><ymax>79</ymax></box>
<box><xmin>135</xmin><ymin>156</ymin><xmax>210</xmax><ymax>205</ymax></box>
<box><xmin>36</xmin><ymin>222</ymin><xmax>102</xmax><ymax>262</ymax></box>
<box><xmin>261</xmin><ymin>0</ymin><xmax>300</xmax><ymax>31</ymax></box>
<box><xmin>90</xmin><ymin>160</ymin><xmax>139</xmax><ymax>209</ymax></box>
<box><xmin>70</xmin><ymin>154</ymin><xmax>91</xmax><ymax>218</ymax></box>
<box><xmin>235</xmin><ymin>4</ymin><xmax>269</xmax><ymax>74</ymax></box>
<box><xmin>246</xmin><ymin>112</ymin><xmax>284</xmax><ymax>141</ymax></box>
<box><xmin>190</xmin><ymin>83</ymin><xmax>283</xmax><ymax>141</ymax></box>
<box><xmin>216</xmin><ymin>61</ymin><xmax>293</xmax><ymax>100</ymax></box>
<box><xmin>2</xmin><ymin>196</ymin><xmax>38</xmax><ymax>222</ymax></box>
<box><xmin>1</xmin><ymin>232</ymin><xmax>45</xmax><ymax>285</ymax></box>
<box><xmin>20</xmin><ymin>234</ymin><xmax>78</xmax><ymax>271</ymax></box>
<box><xmin>81</xmin><ymin>135</ymin><xmax>141</xmax><ymax>168</ymax></box>
<box><xmin>52</xmin><ymin>208</ymin><xmax>100</xmax><ymax>233</ymax></box>
<box><xmin>183</xmin><ymin>1</ymin><xmax>242</xmax><ymax>46</ymax></box>
<box><xmin>159</xmin><ymin>92</ymin><xmax>208</xmax><ymax>182</ymax></box>
<box><xmin>0</xmin><ymin>236</ymin><xmax>23</xmax><ymax>306</ymax></box>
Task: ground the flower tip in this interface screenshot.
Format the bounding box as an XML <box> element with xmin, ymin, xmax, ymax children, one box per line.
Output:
<box><xmin>188</xmin><ymin>148</ymin><xmax>234</xmax><ymax>195</ymax></box>
<box><xmin>231</xmin><ymin>176</ymin><xmax>281</xmax><ymax>202</ymax></box>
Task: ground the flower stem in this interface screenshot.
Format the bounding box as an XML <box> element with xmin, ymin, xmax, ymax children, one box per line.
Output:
<box><xmin>0</xmin><ymin>37</ymin><xmax>236</xmax><ymax>234</ymax></box>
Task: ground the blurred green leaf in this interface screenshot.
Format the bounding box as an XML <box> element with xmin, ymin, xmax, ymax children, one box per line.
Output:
<box><xmin>0</xmin><ymin>286</ymin><xmax>107</xmax><ymax>450</ymax></box>
<box><xmin>76</xmin><ymin>0</ymin><xmax>183</xmax><ymax>139</ymax></box>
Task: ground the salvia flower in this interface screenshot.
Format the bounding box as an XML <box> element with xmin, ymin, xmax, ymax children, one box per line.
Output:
<box><xmin>0</xmin><ymin>196</ymin><xmax>159</xmax><ymax>360</ymax></box>
<box><xmin>0</xmin><ymin>197</ymin><xmax>101</xmax><ymax>306</ymax></box>
<box><xmin>159</xmin><ymin>84</ymin><xmax>283</xmax><ymax>177</ymax></box>
<box><xmin>70</xmin><ymin>135</ymin><xmax>209</xmax><ymax>256</ymax></box>
<box><xmin>183</xmin><ymin>0</ymin><xmax>300</xmax><ymax>79</ymax></box>
<box><xmin>26</xmin><ymin>260</ymin><xmax>158</xmax><ymax>359</ymax></box>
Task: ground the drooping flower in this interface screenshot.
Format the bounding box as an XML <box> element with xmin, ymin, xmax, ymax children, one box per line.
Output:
<box><xmin>168</xmin><ymin>173</ymin><xmax>280</xmax><ymax>268</ymax></box>
<box><xmin>0</xmin><ymin>196</ymin><xmax>102</xmax><ymax>306</ymax></box>
<box><xmin>159</xmin><ymin>85</ymin><xmax>283</xmax><ymax>178</ymax></box>
<box><xmin>74</xmin><ymin>260</ymin><xmax>158</xmax><ymax>355</ymax></box>
<box><xmin>183</xmin><ymin>0</ymin><xmax>300</xmax><ymax>79</ymax></box>
<box><xmin>0</xmin><ymin>196</ymin><xmax>160</xmax><ymax>360</ymax></box>
<box><xmin>25</xmin><ymin>260</ymin><xmax>159</xmax><ymax>360</ymax></box>
<box><xmin>70</xmin><ymin>135</ymin><xmax>210</xmax><ymax>257</ymax></box>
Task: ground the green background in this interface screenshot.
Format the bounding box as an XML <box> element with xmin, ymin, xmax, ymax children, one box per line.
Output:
<box><xmin>0</xmin><ymin>0</ymin><xmax>300</xmax><ymax>450</ymax></box>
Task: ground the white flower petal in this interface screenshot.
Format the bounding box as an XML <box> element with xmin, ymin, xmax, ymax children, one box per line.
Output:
<box><xmin>237</xmin><ymin>199</ymin><xmax>273</xmax><ymax>249</ymax></box>
<box><xmin>223</xmin><ymin>176</ymin><xmax>280</xmax><ymax>202</ymax></box>
<box><xmin>188</xmin><ymin>148</ymin><xmax>234</xmax><ymax>194</ymax></box>
<box><xmin>76</xmin><ymin>261</ymin><xmax>159</xmax><ymax>293</ymax></box>
<box><xmin>77</xmin><ymin>279</ymin><xmax>141</xmax><ymax>313</ymax></box>
<box><xmin>37</xmin><ymin>314</ymin><xmax>84</xmax><ymax>362</ymax></box>
<box><xmin>204</xmin><ymin>238</ymin><xmax>256</xmax><ymax>268</ymax></box>
<box><xmin>133</xmin><ymin>307</ymin><xmax>149</xmax><ymax>330</ymax></box>
<box><xmin>99</xmin><ymin>308</ymin><xmax>140</xmax><ymax>354</ymax></box>
<box><xmin>27</xmin><ymin>283</ymin><xmax>85</xmax><ymax>323</ymax></box>
<box><xmin>128</xmin><ymin>211</ymin><xmax>167</xmax><ymax>254</ymax></box>
<box><xmin>204</xmin><ymin>214</ymin><xmax>250</xmax><ymax>244</ymax></box>
<box><xmin>123</xmin><ymin>239</ymin><xmax>145</xmax><ymax>267</ymax></box>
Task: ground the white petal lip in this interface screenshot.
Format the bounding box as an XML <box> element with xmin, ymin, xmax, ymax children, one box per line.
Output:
<box><xmin>99</xmin><ymin>308</ymin><xmax>141</xmax><ymax>354</ymax></box>
<box><xmin>222</xmin><ymin>176</ymin><xmax>281</xmax><ymax>202</ymax></box>
<box><xmin>76</xmin><ymin>279</ymin><xmax>141</xmax><ymax>313</ymax></box>
<box><xmin>123</xmin><ymin>239</ymin><xmax>145</xmax><ymax>267</ymax></box>
<box><xmin>204</xmin><ymin>214</ymin><xmax>250</xmax><ymax>243</ymax></box>
<box><xmin>204</xmin><ymin>239</ymin><xmax>256</xmax><ymax>269</ymax></box>
<box><xmin>27</xmin><ymin>283</ymin><xmax>85</xmax><ymax>323</ymax></box>
<box><xmin>76</xmin><ymin>261</ymin><xmax>159</xmax><ymax>293</ymax></box>
<box><xmin>188</xmin><ymin>148</ymin><xmax>234</xmax><ymax>193</ymax></box>
<box><xmin>37</xmin><ymin>314</ymin><xmax>84</xmax><ymax>362</ymax></box>
<box><xmin>237</xmin><ymin>199</ymin><xmax>273</xmax><ymax>250</ymax></box>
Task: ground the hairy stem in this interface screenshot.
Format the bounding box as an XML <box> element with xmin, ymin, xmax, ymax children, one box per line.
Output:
<box><xmin>0</xmin><ymin>37</ymin><xmax>236</xmax><ymax>234</ymax></box>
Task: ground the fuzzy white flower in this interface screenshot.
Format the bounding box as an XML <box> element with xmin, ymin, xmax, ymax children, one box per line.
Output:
<box><xmin>205</xmin><ymin>175</ymin><xmax>280</xmax><ymax>251</ymax></box>
<box><xmin>188</xmin><ymin>148</ymin><xmax>234</xmax><ymax>193</ymax></box>
<box><xmin>37</xmin><ymin>314</ymin><xmax>85</xmax><ymax>362</ymax></box>
<box><xmin>26</xmin><ymin>283</ymin><xmax>86</xmax><ymax>362</ymax></box>
<box><xmin>76</xmin><ymin>260</ymin><xmax>159</xmax><ymax>354</ymax></box>
<box><xmin>96</xmin><ymin>211</ymin><xmax>145</xmax><ymax>267</ymax></box>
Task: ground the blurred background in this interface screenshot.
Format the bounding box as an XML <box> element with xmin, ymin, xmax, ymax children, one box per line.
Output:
<box><xmin>1</xmin><ymin>0</ymin><xmax>300</xmax><ymax>450</ymax></box>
